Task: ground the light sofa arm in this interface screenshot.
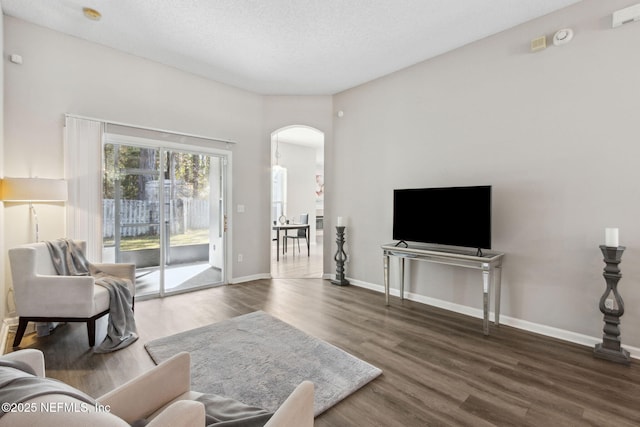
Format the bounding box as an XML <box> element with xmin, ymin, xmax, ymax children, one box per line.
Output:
<box><xmin>92</xmin><ymin>263</ymin><xmax>136</xmax><ymax>296</ymax></box>
<box><xmin>97</xmin><ymin>352</ymin><xmax>192</xmax><ymax>424</ymax></box>
<box><xmin>0</xmin><ymin>349</ymin><xmax>46</xmax><ymax>377</ymax></box>
<box><xmin>92</xmin><ymin>263</ymin><xmax>136</xmax><ymax>284</ymax></box>
<box><xmin>265</xmin><ymin>381</ymin><xmax>314</xmax><ymax>427</ymax></box>
<box><xmin>145</xmin><ymin>400</ymin><xmax>205</xmax><ymax>427</ymax></box>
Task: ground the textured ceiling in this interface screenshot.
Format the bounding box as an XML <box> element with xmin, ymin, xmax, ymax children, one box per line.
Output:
<box><xmin>1</xmin><ymin>0</ymin><xmax>582</xmax><ymax>95</ymax></box>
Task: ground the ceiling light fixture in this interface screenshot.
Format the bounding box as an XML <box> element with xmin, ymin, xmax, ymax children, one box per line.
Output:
<box><xmin>83</xmin><ymin>7</ymin><xmax>102</xmax><ymax>21</ymax></box>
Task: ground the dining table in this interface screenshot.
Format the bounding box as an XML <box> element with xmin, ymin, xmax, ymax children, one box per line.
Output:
<box><xmin>272</xmin><ymin>223</ymin><xmax>310</xmax><ymax>261</ymax></box>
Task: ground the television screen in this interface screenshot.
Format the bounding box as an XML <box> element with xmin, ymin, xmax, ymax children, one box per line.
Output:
<box><xmin>393</xmin><ymin>185</ymin><xmax>491</xmax><ymax>249</ymax></box>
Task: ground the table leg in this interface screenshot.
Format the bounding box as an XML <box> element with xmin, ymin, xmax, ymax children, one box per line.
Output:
<box><xmin>494</xmin><ymin>265</ymin><xmax>502</xmax><ymax>327</ymax></box>
<box><xmin>276</xmin><ymin>229</ymin><xmax>280</xmax><ymax>262</ymax></box>
<box><xmin>400</xmin><ymin>257</ymin><xmax>405</xmax><ymax>301</ymax></box>
<box><xmin>384</xmin><ymin>254</ymin><xmax>390</xmax><ymax>305</ymax></box>
<box><xmin>283</xmin><ymin>230</ymin><xmax>288</xmax><ymax>255</ymax></box>
<box><xmin>307</xmin><ymin>227</ymin><xmax>310</xmax><ymax>256</ymax></box>
<box><xmin>482</xmin><ymin>269</ymin><xmax>490</xmax><ymax>335</ymax></box>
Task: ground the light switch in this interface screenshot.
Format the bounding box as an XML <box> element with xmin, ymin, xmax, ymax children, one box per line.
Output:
<box><xmin>10</xmin><ymin>54</ymin><xmax>23</xmax><ymax>64</ymax></box>
<box><xmin>237</xmin><ymin>204</ymin><xmax>245</xmax><ymax>213</ymax></box>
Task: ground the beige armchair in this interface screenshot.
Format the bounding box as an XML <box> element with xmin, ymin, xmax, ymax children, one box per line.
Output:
<box><xmin>0</xmin><ymin>349</ymin><xmax>315</xmax><ymax>427</ymax></box>
<box><xmin>8</xmin><ymin>240</ymin><xmax>135</xmax><ymax>348</ymax></box>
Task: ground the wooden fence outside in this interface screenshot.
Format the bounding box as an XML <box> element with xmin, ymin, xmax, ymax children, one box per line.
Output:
<box><xmin>103</xmin><ymin>198</ymin><xmax>210</xmax><ymax>238</ymax></box>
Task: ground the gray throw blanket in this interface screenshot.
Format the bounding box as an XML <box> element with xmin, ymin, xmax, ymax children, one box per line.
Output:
<box><xmin>196</xmin><ymin>394</ymin><xmax>273</xmax><ymax>427</ymax></box>
<box><xmin>46</xmin><ymin>239</ymin><xmax>138</xmax><ymax>353</ymax></box>
<box><xmin>130</xmin><ymin>394</ymin><xmax>274</xmax><ymax>427</ymax></box>
<box><xmin>0</xmin><ymin>360</ymin><xmax>96</xmax><ymax>419</ymax></box>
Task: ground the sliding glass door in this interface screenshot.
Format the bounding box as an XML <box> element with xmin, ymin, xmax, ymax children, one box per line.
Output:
<box><xmin>103</xmin><ymin>141</ymin><xmax>226</xmax><ymax>298</ymax></box>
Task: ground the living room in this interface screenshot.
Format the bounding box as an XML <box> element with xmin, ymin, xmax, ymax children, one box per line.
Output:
<box><xmin>1</xmin><ymin>0</ymin><xmax>639</xmax><ymax>425</ymax></box>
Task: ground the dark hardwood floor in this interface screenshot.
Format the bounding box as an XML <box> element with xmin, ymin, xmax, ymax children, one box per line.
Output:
<box><xmin>6</xmin><ymin>278</ymin><xmax>640</xmax><ymax>426</ymax></box>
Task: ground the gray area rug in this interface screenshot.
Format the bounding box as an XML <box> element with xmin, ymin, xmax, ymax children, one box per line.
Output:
<box><xmin>144</xmin><ymin>311</ymin><xmax>382</xmax><ymax>416</ymax></box>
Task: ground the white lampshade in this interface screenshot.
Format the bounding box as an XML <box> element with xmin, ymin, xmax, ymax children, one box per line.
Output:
<box><xmin>1</xmin><ymin>178</ymin><xmax>68</xmax><ymax>202</ymax></box>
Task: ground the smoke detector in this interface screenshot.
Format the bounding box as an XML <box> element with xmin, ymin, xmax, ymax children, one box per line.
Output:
<box><xmin>552</xmin><ymin>28</ymin><xmax>573</xmax><ymax>46</ymax></box>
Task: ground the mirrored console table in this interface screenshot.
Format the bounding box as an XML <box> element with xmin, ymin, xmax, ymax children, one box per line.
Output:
<box><xmin>382</xmin><ymin>243</ymin><xmax>505</xmax><ymax>335</ymax></box>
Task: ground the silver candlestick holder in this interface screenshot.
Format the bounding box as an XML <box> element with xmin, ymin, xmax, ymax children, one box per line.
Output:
<box><xmin>593</xmin><ymin>245</ymin><xmax>630</xmax><ymax>365</ymax></box>
<box><xmin>331</xmin><ymin>226</ymin><xmax>350</xmax><ymax>286</ymax></box>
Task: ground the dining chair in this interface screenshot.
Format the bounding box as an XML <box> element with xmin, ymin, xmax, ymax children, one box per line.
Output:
<box><xmin>283</xmin><ymin>213</ymin><xmax>309</xmax><ymax>256</ymax></box>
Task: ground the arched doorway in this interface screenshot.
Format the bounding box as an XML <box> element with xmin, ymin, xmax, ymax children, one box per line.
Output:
<box><xmin>270</xmin><ymin>126</ymin><xmax>324</xmax><ymax>278</ymax></box>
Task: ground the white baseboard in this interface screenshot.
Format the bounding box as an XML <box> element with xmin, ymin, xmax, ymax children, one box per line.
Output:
<box><xmin>230</xmin><ymin>273</ymin><xmax>271</xmax><ymax>284</ymax></box>
<box><xmin>347</xmin><ymin>277</ymin><xmax>640</xmax><ymax>360</ymax></box>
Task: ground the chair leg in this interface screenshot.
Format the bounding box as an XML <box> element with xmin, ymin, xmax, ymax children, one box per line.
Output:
<box><xmin>13</xmin><ymin>318</ymin><xmax>29</xmax><ymax>348</ymax></box>
<box><xmin>87</xmin><ymin>319</ymin><xmax>96</xmax><ymax>347</ymax></box>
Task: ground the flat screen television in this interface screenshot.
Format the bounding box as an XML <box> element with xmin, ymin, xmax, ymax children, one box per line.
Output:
<box><xmin>393</xmin><ymin>185</ymin><xmax>491</xmax><ymax>250</ymax></box>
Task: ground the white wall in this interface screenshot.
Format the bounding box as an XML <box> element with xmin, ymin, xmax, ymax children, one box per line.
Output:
<box><xmin>2</xmin><ymin>16</ymin><xmax>267</xmax><ymax>289</ymax></box>
<box><xmin>331</xmin><ymin>0</ymin><xmax>640</xmax><ymax>349</ymax></box>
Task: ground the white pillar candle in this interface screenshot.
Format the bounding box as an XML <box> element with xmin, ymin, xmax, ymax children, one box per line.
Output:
<box><xmin>605</xmin><ymin>228</ymin><xmax>619</xmax><ymax>247</ymax></box>
<box><xmin>337</xmin><ymin>216</ymin><xmax>344</xmax><ymax>227</ymax></box>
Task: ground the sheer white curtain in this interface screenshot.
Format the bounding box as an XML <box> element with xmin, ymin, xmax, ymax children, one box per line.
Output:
<box><xmin>64</xmin><ymin>115</ymin><xmax>103</xmax><ymax>261</ymax></box>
